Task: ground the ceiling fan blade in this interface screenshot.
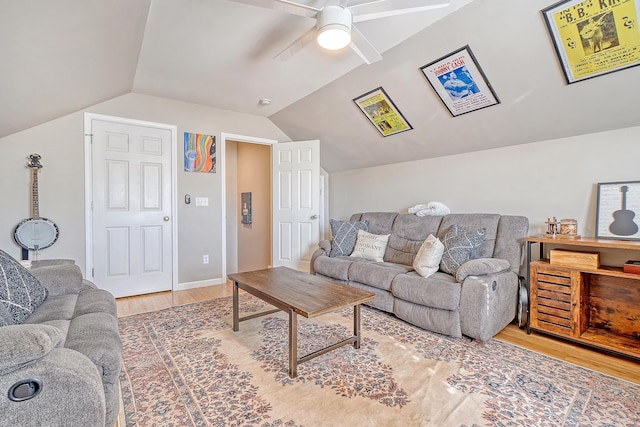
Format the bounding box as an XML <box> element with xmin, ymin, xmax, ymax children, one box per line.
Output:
<box><xmin>350</xmin><ymin>0</ymin><xmax>450</xmax><ymax>22</ymax></box>
<box><xmin>349</xmin><ymin>25</ymin><xmax>382</xmax><ymax>64</ymax></box>
<box><xmin>274</xmin><ymin>26</ymin><xmax>317</xmax><ymax>61</ymax></box>
<box><xmin>227</xmin><ymin>0</ymin><xmax>319</xmax><ymax>18</ymax></box>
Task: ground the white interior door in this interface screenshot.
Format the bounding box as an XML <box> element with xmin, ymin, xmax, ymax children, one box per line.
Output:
<box><xmin>272</xmin><ymin>140</ymin><xmax>320</xmax><ymax>272</ymax></box>
<box><xmin>89</xmin><ymin>118</ymin><xmax>174</xmax><ymax>298</ymax></box>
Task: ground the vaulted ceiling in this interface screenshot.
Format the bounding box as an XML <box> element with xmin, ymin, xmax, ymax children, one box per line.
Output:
<box><xmin>2</xmin><ymin>0</ymin><xmax>639</xmax><ymax>173</ymax></box>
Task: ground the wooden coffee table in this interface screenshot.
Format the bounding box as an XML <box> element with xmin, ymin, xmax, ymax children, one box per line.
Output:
<box><xmin>228</xmin><ymin>266</ymin><xmax>375</xmax><ymax>378</ymax></box>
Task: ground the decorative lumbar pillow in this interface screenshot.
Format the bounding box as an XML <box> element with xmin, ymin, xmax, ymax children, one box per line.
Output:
<box><xmin>413</xmin><ymin>234</ymin><xmax>445</xmax><ymax>278</ymax></box>
<box><xmin>440</xmin><ymin>225</ymin><xmax>487</xmax><ymax>276</ymax></box>
<box><xmin>329</xmin><ymin>219</ymin><xmax>368</xmax><ymax>257</ymax></box>
<box><xmin>350</xmin><ymin>230</ymin><xmax>390</xmax><ymax>262</ymax></box>
<box><xmin>0</xmin><ymin>249</ymin><xmax>49</xmax><ymax>324</ymax></box>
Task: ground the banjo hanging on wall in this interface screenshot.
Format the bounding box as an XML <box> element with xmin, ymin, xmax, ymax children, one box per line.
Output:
<box><xmin>14</xmin><ymin>154</ymin><xmax>59</xmax><ymax>259</ymax></box>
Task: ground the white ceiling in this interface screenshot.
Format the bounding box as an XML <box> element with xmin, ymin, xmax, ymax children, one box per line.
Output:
<box><xmin>2</xmin><ymin>0</ymin><xmax>639</xmax><ymax>173</ymax></box>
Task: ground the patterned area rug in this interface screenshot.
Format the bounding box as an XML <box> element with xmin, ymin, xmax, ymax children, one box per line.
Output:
<box><xmin>118</xmin><ymin>295</ymin><xmax>640</xmax><ymax>426</ymax></box>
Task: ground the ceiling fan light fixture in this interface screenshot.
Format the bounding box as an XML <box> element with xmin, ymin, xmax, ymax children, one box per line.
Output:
<box><xmin>317</xmin><ymin>24</ymin><xmax>351</xmax><ymax>50</ymax></box>
<box><xmin>316</xmin><ymin>5</ymin><xmax>352</xmax><ymax>51</ymax></box>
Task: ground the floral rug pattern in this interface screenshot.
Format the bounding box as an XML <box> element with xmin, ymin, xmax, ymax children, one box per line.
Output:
<box><xmin>118</xmin><ymin>295</ymin><xmax>640</xmax><ymax>426</ymax></box>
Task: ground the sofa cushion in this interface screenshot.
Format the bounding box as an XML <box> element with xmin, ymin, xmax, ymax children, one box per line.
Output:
<box><xmin>357</xmin><ymin>212</ymin><xmax>397</xmax><ymax>235</ymax></box>
<box><xmin>74</xmin><ymin>289</ymin><xmax>118</xmax><ymax>317</ymax></box>
<box><xmin>440</xmin><ymin>225</ymin><xmax>487</xmax><ymax>276</ymax></box>
<box><xmin>350</xmin><ymin>230</ymin><xmax>390</xmax><ymax>262</ymax></box>
<box><xmin>314</xmin><ymin>256</ymin><xmax>359</xmax><ymax>281</ymax></box>
<box><xmin>66</xmin><ymin>311</ymin><xmax>123</xmax><ymax>389</ymax></box>
<box><xmin>29</xmin><ymin>263</ymin><xmax>89</xmax><ymax>297</ymax></box>
<box><xmin>393</xmin><ymin>298</ymin><xmax>462</xmax><ymax>338</ymax></box>
<box><xmin>349</xmin><ymin>261</ymin><xmax>411</xmax><ymax>291</ymax></box>
<box><xmin>385</xmin><ymin>214</ymin><xmax>443</xmax><ymax>265</ymax></box>
<box><xmin>24</xmin><ymin>294</ymin><xmax>78</xmax><ymax>324</ymax></box>
<box><xmin>392</xmin><ymin>272</ymin><xmax>460</xmax><ymax>311</ymax></box>
<box><xmin>329</xmin><ymin>219</ymin><xmax>368</xmax><ymax>257</ymax></box>
<box><xmin>413</xmin><ymin>234</ymin><xmax>444</xmax><ymax>278</ymax></box>
<box><xmin>0</xmin><ymin>249</ymin><xmax>48</xmax><ymax>324</ymax></box>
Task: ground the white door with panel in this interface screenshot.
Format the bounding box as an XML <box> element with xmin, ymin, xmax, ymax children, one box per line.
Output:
<box><xmin>272</xmin><ymin>140</ymin><xmax>320</xmax><ymax>272</ymax></box>
<box><xmin>90</xmin><ymin>119</ymin><xmax>173</xmax><ymax>298</ymax></box>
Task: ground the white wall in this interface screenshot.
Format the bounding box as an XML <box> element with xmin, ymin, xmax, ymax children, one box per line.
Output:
<box><xmin>0</xmin><ymin>93</ymin><xmax>290</xmax><ymax>287</ymax></box>
<box><xmin>329</xmin><ymin>126</ymin><xmax>640</xmax><ymax>246</ymax></box>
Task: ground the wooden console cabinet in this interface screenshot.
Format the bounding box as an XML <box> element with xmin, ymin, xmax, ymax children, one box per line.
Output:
<box><xmin>526</xmin><ymin>236</ymin><xmax>640</xmax><ymax>359</ymax></box>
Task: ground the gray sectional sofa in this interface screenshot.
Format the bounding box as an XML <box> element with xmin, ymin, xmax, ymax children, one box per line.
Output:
<box><xmin>311</xmin><ymin>212</ymin><xmax>529</xmax><ymax>341</ymax></box>
<box><xmin>0</xmin><ymin>253</ymin><xmax>122</xmax><ymax>427</ymax></box>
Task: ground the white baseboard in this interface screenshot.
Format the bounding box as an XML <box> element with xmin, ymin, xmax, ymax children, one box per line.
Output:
<box><xmin>175</xmin><ymin>277</ymin><xmax>226</xmax><ymax>291</ymax></box>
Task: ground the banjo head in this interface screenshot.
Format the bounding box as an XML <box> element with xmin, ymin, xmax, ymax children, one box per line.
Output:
<box><xmin>14</xmin><ymin>217</ymin><xmax>59</xmax><ymax>251</ymax></box>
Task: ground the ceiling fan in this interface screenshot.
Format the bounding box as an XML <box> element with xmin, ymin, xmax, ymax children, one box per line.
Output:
<box><xmin>229</xmin><ymin>0</ymin><xmax>451</xmax><ymax>64</ymax></box>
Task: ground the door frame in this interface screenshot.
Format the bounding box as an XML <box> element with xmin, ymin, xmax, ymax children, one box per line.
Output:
<box><xmin>220</xmin><ymin>133</ymin><xmax>277</xmax><ymax>280</ymax></box>
<box><xmin>83</xmin><ymin>113</ymin><xmax>178</xmax><ymax>288</ymax></box>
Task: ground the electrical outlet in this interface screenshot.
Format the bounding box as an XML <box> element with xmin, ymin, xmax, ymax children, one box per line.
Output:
<box><xmin>203</xmin><ymin>255</ymin><xmax>209</xmax><ymax>264</ymax></box>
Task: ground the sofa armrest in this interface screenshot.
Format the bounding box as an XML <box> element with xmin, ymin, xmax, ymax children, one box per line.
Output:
<box><xmin>29</xmin><ymin>264</ymin><xmax>95</xmax><ymax>296</ymax></box>
<box><xmin>0</xmin><ymin>324</ymin><xmax>63</xmax><ymax>374</ymax></box>
<box><xmin>0</xmin><ymin>346</ymin><xmax>106</xmax><ymax>426</ymax></box>
<box><xmin>318</xmin><ymin>239</ymin><xmax>331</xmax><ymax>253</ymax></box>
<box><xmin>458</xmin><ymin>270</ymin><xmax>518</xmax><ymax>341</ymax></box>
<box><xmin>310</xmin><ymin>240</ymin><xmax>332</xmax><ymax>274</ymax></box>
<box><xmin>455</xmin><ymin>258</ymin><xmax>510</xmax><ymax>282</ymax></box>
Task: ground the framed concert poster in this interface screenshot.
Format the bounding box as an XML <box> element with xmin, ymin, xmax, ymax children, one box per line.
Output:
<box><xmin>596</xmin><ymin>180</ymin><xmax>640</xmax><ymax>240</ymax></box>
<box><xmin>353</xmin><ymin>87</ymin><xmax>413</xmax><ymax>137</ymax></box>
<box><xmin>542</xmin><ymin>0</ymin><xmax>640</xmax><ymax>84</ymax></box>
<box><xmin>420</xmin><ymin>45</ymin><xmax>500</xmax><ymax>117</ymax></box>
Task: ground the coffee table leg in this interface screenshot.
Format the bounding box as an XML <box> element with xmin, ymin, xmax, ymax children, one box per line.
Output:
<box><xmin>289</xmin><ymin>309</ymin><xmax>298</xmax><ymax>378</ymax></box>
<box><xmin>354</xmin><ymin>304</ymin><xmax>361</xmax><ymax>349</ymax></box>
<box><xmin>232</xmin><ymin>281</ymin><xmax>239</xmax><ymax>332</ymax></box>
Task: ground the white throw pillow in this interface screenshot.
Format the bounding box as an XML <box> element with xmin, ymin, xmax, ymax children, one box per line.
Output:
<box><xmin>350</xmin><ymin>230</ymin><xmax>390</xmax><ymax>262</ymax></box>
<box><xmin>413</xmin><ymin>234</ymin><xmax>445</xmax><ymax>278</ymax></box>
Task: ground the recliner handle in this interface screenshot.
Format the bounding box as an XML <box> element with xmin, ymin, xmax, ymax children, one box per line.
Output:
<box><xmin>8</xmin><ymin>378</ymin><xmax>42</xmax><ymax>402</ymax></box>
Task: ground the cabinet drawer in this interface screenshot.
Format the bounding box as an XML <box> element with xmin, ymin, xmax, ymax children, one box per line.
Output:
<box><xmin>533</xmin><ymin>270</ymin><xmax>572</xmax><ymax>332</ymax></box>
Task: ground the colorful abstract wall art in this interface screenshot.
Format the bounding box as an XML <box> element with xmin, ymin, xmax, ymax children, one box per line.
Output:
<box><xmin>184</xmin><ymin>132</ymin><xmax>216</xmax><ymax>173</ymax></box>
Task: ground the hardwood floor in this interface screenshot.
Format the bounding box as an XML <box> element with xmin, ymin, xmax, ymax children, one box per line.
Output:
<box><xmin>116</xmin><ymin>283</ymin><xmax>640</xmax><ymax>384</ymax></box>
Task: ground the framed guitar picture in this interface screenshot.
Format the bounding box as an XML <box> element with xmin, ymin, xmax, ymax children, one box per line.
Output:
<box><xmin>596</xmin><ymin>180</ymin><xmax>640</xmax><ymax>240</ymax></box>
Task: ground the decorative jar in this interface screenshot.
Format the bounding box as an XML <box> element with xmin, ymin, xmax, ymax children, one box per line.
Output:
<box><xmin>559</xmin><ymin>218</ymin><xmax>578</xmax><ymax>236</ymax></box>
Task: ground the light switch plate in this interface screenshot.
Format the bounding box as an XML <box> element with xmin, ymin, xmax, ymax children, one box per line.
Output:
<box><xmin>195</xmin><ymin>197</ymin><xmax>209</xmax><ymax>206</ymax></box>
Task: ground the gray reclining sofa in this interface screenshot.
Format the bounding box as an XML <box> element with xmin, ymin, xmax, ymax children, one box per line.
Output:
<box><xmin>0</xmin><ymin>251</ymin><xmax>122</xmax><ymax>426</ymax></box>
<box><xmin>311</xmin><ymin>212</ymin><xmax>529</xmax><ymax>341</ymax></box>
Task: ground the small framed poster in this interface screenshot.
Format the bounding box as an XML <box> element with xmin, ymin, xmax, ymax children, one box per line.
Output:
<box><xmin>184</xmin><ymin>132</ymin><xmax>216</xmax><ymax>173</ymax></box>
<box><xmin>420</xmin><ymin>45</ymin><xmax>500</xmax><ymax>117</ymax></box>
<box><xmin>542</xmin><ymin>0</ymin><xmax>640</xmax><ymax>84</ymax></box>
<box><xmin>353</xmin><ymin>87</ymin><xmax>413</xmax><ymax>137</ymax></box>
<box><xmin>596</xmin><ymin>180</ymin><xmax>640</xmax><ymax>240</ymax></box>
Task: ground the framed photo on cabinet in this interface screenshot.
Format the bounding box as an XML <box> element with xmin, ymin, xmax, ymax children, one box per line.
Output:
<box><xmin>596</xmin><ymin>180</ymin><xmax>640</xmax><ymax>240</ymax></box>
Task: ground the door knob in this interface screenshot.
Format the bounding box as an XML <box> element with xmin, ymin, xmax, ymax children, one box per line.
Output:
<box><xmin>310</xmin><ymin>215</ymin><xmax>318</xmax><ymax>219</ymax></box>
<box><xmin>163</xmin><ymin>216</ymin><xmax>170</xmax><ymax>221</ymax></box>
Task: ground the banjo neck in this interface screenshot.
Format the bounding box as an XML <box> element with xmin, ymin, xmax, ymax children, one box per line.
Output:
<box><xmin>32</xmin><ymin>168</ymin><xmax>40</xmax><ymax>220</ymax></box>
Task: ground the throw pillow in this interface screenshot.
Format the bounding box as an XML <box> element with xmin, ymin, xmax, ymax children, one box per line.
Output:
<box><xmin>329</xmin><ymin>219</ymin><xmax>368</xmax><ymax>257</ymax></box>
<box><xmin>0</xmin><ymin>249</ymin><xmax>49</xmax><ymax>324</ymax></box>
<box><xmin>413</xmin><ymin>234</ymin><xmax>445</xmax><ymax>278</ymax></box>
<box><xmin>0</xmin><ymin>301</ymin><xmax>14</xmax><ymax>327</ymax></box>
<box><xmin>350</xmin><ymin>230</ymin><xmax>390</xmax><ymax>262</ymax></box>
<box><xmin>440</xmin><ymin>225</ymin><xmax>487</xmax><ymax>276</ymax></box>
